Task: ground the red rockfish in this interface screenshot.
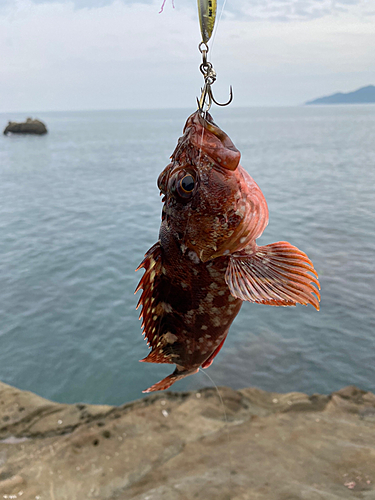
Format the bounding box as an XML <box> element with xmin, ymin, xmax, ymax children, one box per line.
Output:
<box><xmin>136</xmin><ymin>111</ymin><xmax>320</xmax><ymax>393</ymax></box>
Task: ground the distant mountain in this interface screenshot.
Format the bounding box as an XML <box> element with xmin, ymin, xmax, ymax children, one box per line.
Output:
<box><xmin>305</xmin><ymin>85</ymin><xmax>375</xmax><ymax>105</ymax></box>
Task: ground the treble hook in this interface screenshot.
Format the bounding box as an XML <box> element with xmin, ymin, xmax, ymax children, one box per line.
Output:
<box><xmin>198</xmin><ymin>83</ymin><xmax>233</xmax><ymax>113</ymax></box>
<box><xmin>211</xmin><ymin>85</ymin><xmax>233</xmax><ymax>107</ymax></box>
<box><xmin>197</xmin><ymin>42</ymin><xmax>233</xmax><ymax>113</ymax></box>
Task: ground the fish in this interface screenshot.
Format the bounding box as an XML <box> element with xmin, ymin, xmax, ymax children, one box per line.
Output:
<box><xmin>135</xmin><ymin>110</ymin><xmax>320</xmax><ymax>393</ymax></box>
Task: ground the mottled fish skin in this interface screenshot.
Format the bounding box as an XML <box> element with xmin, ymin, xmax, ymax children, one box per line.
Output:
<box><xmin>136</xmin><ymin>111</ymin><xmax>320</xmax><ymax>393</ymax></box>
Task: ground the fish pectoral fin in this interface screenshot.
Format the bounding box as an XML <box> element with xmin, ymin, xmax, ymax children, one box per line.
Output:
<box><xmin>142</xmin><ymin>367</ymin><xmax>199</xmax><ymax>393</ymax></box>
<box><xmin>225</xmin><ymin>242</ymin><xmax>320</xmax><ymax>310</ymax></box>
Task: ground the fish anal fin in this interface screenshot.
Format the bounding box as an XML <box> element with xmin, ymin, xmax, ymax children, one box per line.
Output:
<box><xmin>201</xmin><ymin>336</ymin><xmax>227</xmax><ymax>369</ymax></box>
<box><xmin>225</xmin><ymin>242</ymin><xmax>321</xmax><ymax>311</ymax></box>
<box><xmin>142</xmin><ymin>367</ymin><xmax>199</xmax><ymax>393</ymax></box>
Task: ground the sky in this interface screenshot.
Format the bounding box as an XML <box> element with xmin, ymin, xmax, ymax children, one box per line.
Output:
<box><xmin>0</xmin><ymin>0</ymin><xmax>374</xmax><ymax>112</ymax></box>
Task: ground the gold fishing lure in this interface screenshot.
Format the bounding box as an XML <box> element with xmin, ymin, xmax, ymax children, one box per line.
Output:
<box><xmin>197</xmin><ymin>0</ymin><xmax>217</xmax><ymax>43</ymax></box>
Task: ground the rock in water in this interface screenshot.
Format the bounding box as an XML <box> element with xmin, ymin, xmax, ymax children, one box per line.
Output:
<box><xmin>3</xmin><ymin>118</ymin><xmax>47</xmax><ymax>135</ymax></box>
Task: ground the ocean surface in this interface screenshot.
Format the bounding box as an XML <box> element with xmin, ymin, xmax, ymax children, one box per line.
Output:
<box><xmin>0</xmin><ymin>106</ymin><xmax>374</xmax><ymax>406</ymax></box>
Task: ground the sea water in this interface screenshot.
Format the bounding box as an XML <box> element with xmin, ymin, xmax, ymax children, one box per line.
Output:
<box><xmin>0</xmin><ymin>105</ymin><xmax>374</xmax><ymax>405</ymax></box>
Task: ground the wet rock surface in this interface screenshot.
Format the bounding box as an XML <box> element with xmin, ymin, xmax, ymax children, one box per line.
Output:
<box><xmin>0</xmin><ymin>381</ymin><xmax>375</xmax><ymax>499</ymax></box>
<box><xmin>3</xmin><ymin>118</ymin><xmax>47</xmax><ymax>135</ymax></box>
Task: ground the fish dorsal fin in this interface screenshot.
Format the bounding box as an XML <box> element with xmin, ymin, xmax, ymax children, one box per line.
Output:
<box><xmin>135</xmin><ymin>242</ymin><xmax>180</xmax><ymax>365</ymax></box>
<box><xmin>225</xmin><ymin>242</ymin><xmax>321</xmax><ymax>310</ymax></box>
<box><xmin>135</xmin><ymin>242</ymin><xmax>163</xmax><ymax>349</ymax></box>
<box><xmin>135</xmin><ymin>241</ymin><xmax>172</xmax><ymax>363</ymax></box>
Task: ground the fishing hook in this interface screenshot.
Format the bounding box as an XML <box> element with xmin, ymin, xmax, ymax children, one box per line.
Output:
<box><xmin>197</xmin><ymin>42</ymin><xmax>233</xmax><ymax>113</ymax></box>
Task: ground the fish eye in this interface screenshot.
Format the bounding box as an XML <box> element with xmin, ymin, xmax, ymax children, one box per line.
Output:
<box><xmin>180</xmin><ymin>175</ymin><xmax>195</xmax><ymax>193</ymax></box>
<box><xmin>170</xmin><ymin>170</ymin><xmax>197</xmax><ymax>201</ymax></box>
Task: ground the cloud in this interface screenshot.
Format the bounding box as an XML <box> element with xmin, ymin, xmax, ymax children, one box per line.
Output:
<box><xmin>0</xmin><ymin>0</ymin><xmax>154</xmax><ymax>9</ymax></box>
<box><xmin>0</xmin><ymin>0</ymin><xmax>374</xmax><ymax>112</ymax></box>
<box><xmin>222</xmin><ymin>0</ymin><xmax>368</xmax><ymax>22</ymax></box>
<box><xmin>0</xmin><ymin>0</ymin><xmax>370</xmax><ymax>19</ymax></box>
<box><xmin>32</xmin><ymin>0</ymin><xmax>158</xmax><ymax>7</ymax></box>
<box><xmin>0</xmin><ymin>0</ymin><xmax>199</xmax><ymax>112</ymax></box>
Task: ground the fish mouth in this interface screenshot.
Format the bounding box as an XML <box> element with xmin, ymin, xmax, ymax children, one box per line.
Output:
<box><xmin>182</xmin><ymin>110</ymin><xmax>241</xmax><ymax>171</ymax></box>
<box><xmin>196</xmin><ymin>111</ymin><xmax>231</xmax><ymax>145</ymax></box>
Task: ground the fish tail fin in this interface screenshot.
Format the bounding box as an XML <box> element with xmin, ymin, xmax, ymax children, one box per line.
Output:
<box><xmin>142</xmin><ymin>367</ymin><xmax>199</xmax><ymax>393</ymax></box>
<box><xmin>225</xmin><ymin>241</ymin><xmax>320</xmax><ymax>310</ymax></box>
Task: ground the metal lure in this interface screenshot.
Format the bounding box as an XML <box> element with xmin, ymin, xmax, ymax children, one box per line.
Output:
<box><xmin>197</xmin><ymin>0</ymin><xmax>217</xmax><ymax>43</ymax></box>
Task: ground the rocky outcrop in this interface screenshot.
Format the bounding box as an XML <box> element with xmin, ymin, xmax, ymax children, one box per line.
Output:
<box><xmin>3</xmin><ymin>118</ymin><xmax>47</xmax><ymax>135</ymax></box>
<box><xmin>0</xmin><ymin>381</ymin><xmax>375</xmax><ymax>499</ymax></box>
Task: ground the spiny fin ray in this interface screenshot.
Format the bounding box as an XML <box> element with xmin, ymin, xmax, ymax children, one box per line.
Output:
<box><xmin>135</xmin><ymin>241</ymin><xmax>172</xmax><ymax>356</ymax></box>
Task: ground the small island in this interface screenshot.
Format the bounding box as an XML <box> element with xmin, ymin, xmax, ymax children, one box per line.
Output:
<box><xmin>305</xmin><ymin>84</ymin><xmax>375</xmax><ymax>105</ymax></box>
<box><xmin>3</xmin><ymin>118</ymin><xmax>48</xmax><ymax>135</ymax></box>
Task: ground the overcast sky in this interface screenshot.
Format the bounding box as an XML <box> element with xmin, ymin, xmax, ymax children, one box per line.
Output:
<box><xmin>0</xmin><ymin>0</ymin><xmax>374</xmax><ymax>112</ymax></box>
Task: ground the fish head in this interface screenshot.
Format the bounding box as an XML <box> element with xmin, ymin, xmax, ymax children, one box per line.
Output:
<box><xmin>158</xmin><ymin>111</ymin><xmax>269</xmax><ymax>262</ymax></box>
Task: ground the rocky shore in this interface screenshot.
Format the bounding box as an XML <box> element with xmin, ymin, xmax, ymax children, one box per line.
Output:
<box><xmin>0</xmin><ymin>381</ymin><xmax>375</xmax><ymax>500</ymax></box>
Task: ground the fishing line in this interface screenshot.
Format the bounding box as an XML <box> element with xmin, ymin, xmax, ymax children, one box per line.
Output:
<box><xmin>179</xmin><ymin>118</ymin><xmax>205</xmax><ymax>336</ymax></box>
<box><xmin>194</xmin><ymin>7</ymin><xmax>235</xmax><ymax>490</ymax></box>
<box><xmin>210</xmin><ymin>0</ymin><xmax>228</xmax><ymax>55</ymax></box>
<box><xmin>198</xmin><ymin>367</ymin><xmax>234</xmax><ymax>493</ymax></box>
<box><xmin>181</xmin><ymin>118</ymin><xmax>205</xmax><ymax>246</ymax></box>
